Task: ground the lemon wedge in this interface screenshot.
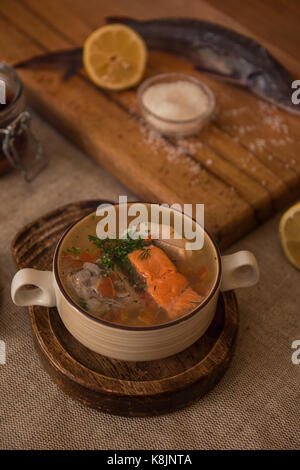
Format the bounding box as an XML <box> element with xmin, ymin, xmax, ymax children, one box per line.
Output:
<box><xmin>279</xmin><ymin>201</ymin><xmax>300</xmax><ymax>269</ymax></box>
<box><xmin>83</xmin><ymin>24</ymin><xmax>147</xmax><ymax>91</ymax></box>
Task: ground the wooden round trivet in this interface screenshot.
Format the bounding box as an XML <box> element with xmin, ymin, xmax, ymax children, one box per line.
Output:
<box><xmin>11</xmin><ymin>200</ymin><xmax>239</xmax><ymax>416</ymax></box>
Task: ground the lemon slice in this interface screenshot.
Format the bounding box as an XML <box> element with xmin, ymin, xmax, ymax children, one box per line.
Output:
<box><xmin>83</xmin><ymin>24</ymin><xmax>147</xmax><ymax>91</ymax></box>
<box><xmin>279</xmin><ymin>201</ymin><xmax>300</xmax><ymax>269</ymax></box>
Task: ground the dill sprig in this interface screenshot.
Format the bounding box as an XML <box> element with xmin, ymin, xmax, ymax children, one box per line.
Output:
<box><xmin>88</xmin><ymin>234</ymin><xmax>150</xmax><ymax>271</ymax></box>
<box><xmin>78</xmin><ymin>300</ymin><xmax>88</xmax><ymax>310</ymax></box>
<box><xmin>139</xmin><ymin>248</ymin><xmax>151</xmax><ymax>259</ymax></box>
<box><xmin>67</xmin><ymin>246</ymin><xmax>80</xmax><ymax>255</ymax></box>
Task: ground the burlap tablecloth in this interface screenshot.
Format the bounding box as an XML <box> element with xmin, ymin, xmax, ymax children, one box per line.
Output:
<box><xmin>0</xmin><ymin>113</ymin><xmax>299</xmax><ymax>450</ymax></box>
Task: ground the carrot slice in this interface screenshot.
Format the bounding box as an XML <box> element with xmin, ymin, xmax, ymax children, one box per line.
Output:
<box><xmin>79</xmin><ymin>252</ymin><xmax>99</xmax><ymax>263</ymax></box>
<box><xmin>109</xmin><ymin>271</ymin><xmax>118</xmax><ymax>281</ymax></box>
<box><xmin>61</xmin><ymin>254</ymin><xmax>84</xmax><ymax>268</ymax></box>
<box><xmin>97</xmin><ymin>277</ymin><xmax>115</xmax><ymax>298</ymax></box>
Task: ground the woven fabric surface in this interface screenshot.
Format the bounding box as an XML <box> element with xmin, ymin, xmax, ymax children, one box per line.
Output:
<box><xmin>0</xmin><ymin>113</ymin><xmax>299</xmax><ymax>450</ymax></box>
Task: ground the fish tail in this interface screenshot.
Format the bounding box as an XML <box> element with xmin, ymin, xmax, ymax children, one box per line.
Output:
<box><xmin>15</xmin><ymin>48</ymin><xmax>83</xmax><ymax>81</ymax></box>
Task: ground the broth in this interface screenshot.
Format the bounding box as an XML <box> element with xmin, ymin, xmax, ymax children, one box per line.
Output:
<box><xmin>58</xmin><ymin>210</ymin><xmax>218</xmax><ymax>327</ymax></box>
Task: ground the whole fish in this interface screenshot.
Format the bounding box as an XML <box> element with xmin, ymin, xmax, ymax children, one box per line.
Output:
<box><xmin>15</xmin><ymin>18</ymin><xmax>299</xmax><ymax>116</ymax></box>
<box><xmin>107</xmin><ymin>17</ymin><xmax>299</xmax><ymax>116</ymax></box>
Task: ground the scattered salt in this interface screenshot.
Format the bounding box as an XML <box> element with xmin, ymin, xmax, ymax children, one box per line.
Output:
<box><xmin>191</xmin><ymin>177</ymin><xmax>201</xmax><ymax>186</ymax></box>
<box><xmin>175</xmin><ymin>138</ymin><xmax>203</xmax><ymax>156</ymax></box>
<box><xmin>139</xmin><ymin>121</ymin><xmax>202</xmax><ymax>178</ymax></box>
<box><xmin>282</xmin><ymin>124</ymin><xmax>289</xmax><ymax>135</ymax></box>
<box><xmin>222</xmin><ymin>107</ymin><xmax>248</xmax><ymax>117</ymax></box>
<box><xmin>254</xmin><ymin>138</ymin><xmax>266</xmax><ymax>152</ymax></box>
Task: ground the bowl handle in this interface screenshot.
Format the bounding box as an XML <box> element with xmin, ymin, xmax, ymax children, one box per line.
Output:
<box><xmin>11</xmin><ymin>268</ymin><xmax>56</xmax><ymax>307</ymax></box>
<box><xmin>220</xmin><ymin>251</ymin><xmax>259</xmax><ymax>291</ymax></box>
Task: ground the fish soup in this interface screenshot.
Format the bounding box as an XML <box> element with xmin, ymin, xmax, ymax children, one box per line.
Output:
<box><xmin>58</xmin><ymin>210</ymin><xmax>218</xmax><ymax>327</ymax></box>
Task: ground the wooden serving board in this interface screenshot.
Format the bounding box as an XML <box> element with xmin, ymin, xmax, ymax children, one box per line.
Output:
<box><xmin>11</xmin><ymin>200</ymin><xmax>239</xmax><ymax>416</ymax></box>
<box><xmin>3</xmin><ymin>0</ymin><xmax>300</xmax><ymax>247</ymax></box>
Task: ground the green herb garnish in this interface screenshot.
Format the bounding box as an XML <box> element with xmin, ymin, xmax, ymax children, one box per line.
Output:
<box><xmin>91</xmin><ymin>215</ymin><xmax>96</xmax><ymax>221</ymax></box>
<box><xmin>78</xmin><ymin>301</ymin><xmax>88</xmax><ymax>310</ymax></box>
<box><xmin>139</xmin><ymin>248</ymin><xmax>151</xmax><ymax>260</ymax></box>
<box><xmin>67</xmin><ymin>246</ymin><xmax>80</xmax><ymax>255</ymax></box>
<box><xmin>88</xmin><ymin>234</ymin><xmax>150</xmax><ymax>271</ymax></box>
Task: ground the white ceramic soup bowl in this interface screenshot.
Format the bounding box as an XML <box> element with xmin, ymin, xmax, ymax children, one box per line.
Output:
<box><xmin>11</xmin><ymin>203</ymin><xmax>259</xmax><ymax>361</ymax></box>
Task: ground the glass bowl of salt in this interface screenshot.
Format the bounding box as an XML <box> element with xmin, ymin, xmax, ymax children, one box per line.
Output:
<box><xmin>137</xmin><ymin>73</ymin><xmax>215</xmax><ymax>137</ymax></box>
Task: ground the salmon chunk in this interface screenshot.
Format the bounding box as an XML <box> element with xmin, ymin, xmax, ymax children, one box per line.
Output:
<box><xmin>147</xmin><ymin>271</ymin><xmax>189</xmax><ymax>311</ymax></box>
<box><xmin>168</xmin><ymin>287</ymin><xmax>202</xmax><ymax>319</ymax></box>
<box><xmin>129</xmin><ymin>245</ymin><xmax>203</xmax><ymax>319</ymax></box>
<box><xmin>128</xmin><ymin>245</ymin><xmax>176</xmax><ymax>281</ymax></box>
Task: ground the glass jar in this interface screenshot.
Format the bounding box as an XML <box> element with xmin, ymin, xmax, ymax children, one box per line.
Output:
<box><xmin>0</xmin><ymin>62</ymin><xmax>47</xmax><ymax>181</ymax></box>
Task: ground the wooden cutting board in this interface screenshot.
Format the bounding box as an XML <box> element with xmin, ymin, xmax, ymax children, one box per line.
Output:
<box><xmin>1</xmin><ymin>0</ymin><xmax>300</xmax><ymax>248</ymax></box>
